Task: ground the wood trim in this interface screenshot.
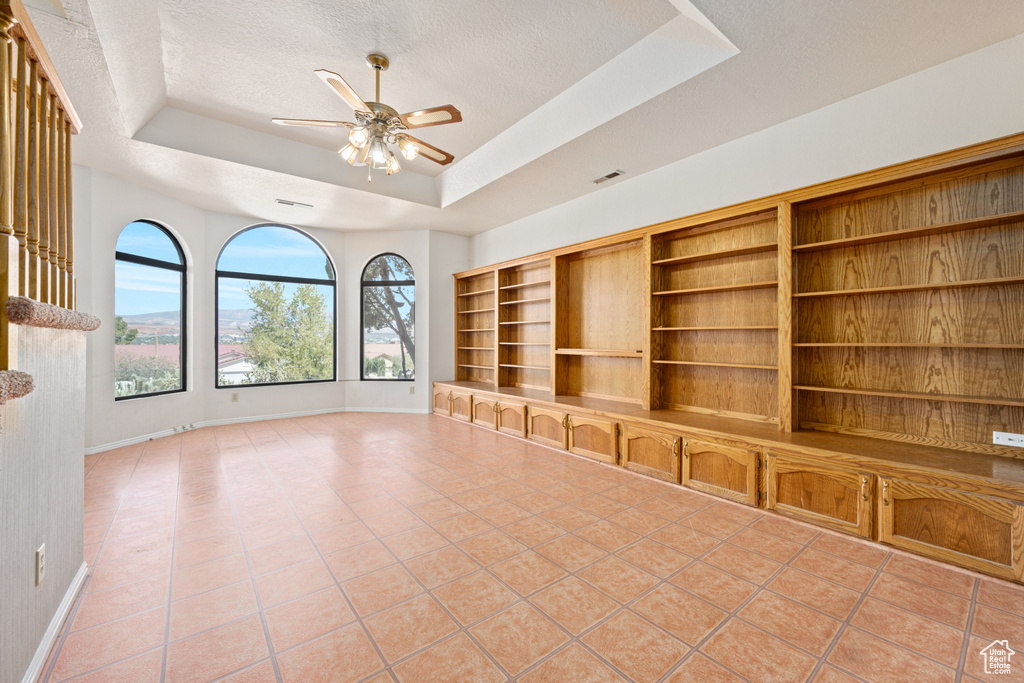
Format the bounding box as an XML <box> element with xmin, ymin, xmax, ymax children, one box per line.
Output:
<box><xmin>777</xmin><ymin>200</ymin><xmax>794</xmax><ymax>431</ymax></box>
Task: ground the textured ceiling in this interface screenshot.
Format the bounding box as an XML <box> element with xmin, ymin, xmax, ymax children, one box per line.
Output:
<box><xmin>27</xmin><ymin>0</ymin><xmax>1024</xmax><ymax>235</ymax></box>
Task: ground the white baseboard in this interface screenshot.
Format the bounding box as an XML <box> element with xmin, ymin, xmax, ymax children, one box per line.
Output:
<box><xmin>84</xmin><ymin>407</ymin><xmax>431</xmax><ymax>454</ymax></box>
<box><xmin>22</xmin><ymin>561</ymin><xmax>88</xmax><ymax>683</ymax></box>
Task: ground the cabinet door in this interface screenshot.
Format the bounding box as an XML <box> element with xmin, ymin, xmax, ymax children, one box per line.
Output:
<box><xmin>621</xmin><ymin>423</ymin><xmax>681</xmax><ymax>483</ymax></box>
<box><xmin>472</xmin><ymin>396</ymin><xmax>498</xmax><ymax>430</ymax></box>
<box><xmin>450</xmin><ymin>390</ymin><xmax>473</xmax><ymax>422</ymax></box>
<box><xmin>682</xmin><ymin>438</ymin><xmax>759</xmax><ymax>506</ymax></box>
<box><xmin>766</xmin><ymin>451</ymin><xmax>872</xmax><ymax>538</ymax></box>
<box><xmin>497</xmin><ymin>401</ymin><xmax>527</xmax><ymax>438</ymax></box>
<box><xmin>567</xmin><ymin>414</ymin><xmax>619</xmax><ymax>465</ymax></box>
<box><xmin>527</xmin><ymin>406</ymin><xmax>566</xmax><ymax>449</ymax></box>
<box><xmin>879</xmin><ymin>478</ymin><xmax>1024</xmax><ymax>583</ymax></box>
<box><xmin>432</xmin><ymin>387</ymin><xmax>451</xmax><ymax>415</ymax></box>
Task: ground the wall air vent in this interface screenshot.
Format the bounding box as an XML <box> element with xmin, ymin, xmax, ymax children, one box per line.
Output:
<box><xmin>275</xmin><ymin>199</ymin><xmax>313</xmax><ymax>208</ymax></box>
<box><xmin>592</xmin><ymin>170</ymin><xmax>625</xmax><ymax>185</ymax></box>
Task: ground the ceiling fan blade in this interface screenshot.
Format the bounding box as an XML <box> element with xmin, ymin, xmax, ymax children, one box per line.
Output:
<box><xmin>314</xmin><ymin>69</ymin><xmax>372</xmax><ymax>113</ymax></box>
<box><xmin>403</xmin><ymin>134</ymin><xmax>455</xmax><ymax>166</ymax></box>
<box><xmin>272</xmin><ymin>118</ymin><xmax>355</xmax><ymax>128</ymax></box>
<box><xmin>399</xmin><ymin>105</ymin><xmax>463</xmax><ymax>129</ymax></box>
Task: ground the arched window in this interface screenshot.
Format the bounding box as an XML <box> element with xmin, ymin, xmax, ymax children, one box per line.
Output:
<box><xmin>114</xmin><ymin>220</ymin><xmax>186</xmax><ymax>399</ymax></box>
<box><xmin>361</xmin><ymin>253</ymin><xmax>415</xmax><ymax>380</ymax></box>
<box><xmin>216</xmin><ymin>225</ymin><xmax>335</xmax><ymax>387</ymax></box>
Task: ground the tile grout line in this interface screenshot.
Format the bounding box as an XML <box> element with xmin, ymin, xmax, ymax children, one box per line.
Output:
<box><xmin>212</xmin><ymin>426</ymin><xmax>285</xmax><ymax>683</ymax></box>
<box><xmin>955</xmin><ymin>577</ymin><xmax>981</xmax><ymax>683</ymax></box>
<box><xmin>159</xmin><ymin>433</ymin><xmax>186</xmax><ymax>683</ymax></box>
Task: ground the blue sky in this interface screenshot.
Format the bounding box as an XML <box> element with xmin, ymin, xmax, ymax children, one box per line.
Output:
<box><xmin>115</xmin><ymin>223</ymin><xmax>336</xmax><ymax>316</ymax></box>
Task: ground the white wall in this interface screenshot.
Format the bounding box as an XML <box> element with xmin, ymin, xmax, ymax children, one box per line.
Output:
<box><xmin>470</xmin><ymin>33</ymin><xmax>1024</xmax><ymax>266</ymax></box>
<box><xmin>74</xmin><ymin>167</ymin><xmax>469</xmax><ymax>451</ymax></box>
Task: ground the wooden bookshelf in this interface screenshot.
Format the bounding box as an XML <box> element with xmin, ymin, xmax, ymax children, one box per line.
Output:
<box><xmin>455</xmin><ymin>271</ymin><xmax>497</xmax><ymax>384</ymax></box>
<box><xmin>498</xmin><ymin>259</ymin><xmax>553</xmax><ymax>391</ymax></box>
<box><xmin>651</xmin><ymin>211</ymin><xmax>781</xmax><ymax>423</ymax></box>
<box><xmin>793</xmin><ymin>155</ymin><xmax>1024</xmax><ymax>455</ymax></box>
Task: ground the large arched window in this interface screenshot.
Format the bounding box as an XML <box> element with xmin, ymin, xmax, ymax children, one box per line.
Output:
<box><xmin>114</xmin><ymin>220</ymin><xmax>186</xmax><ymax>399</ymax></box>
<box><xmin>216</xmin><ymin>225</ymin><xmax>335</xmax><ymax>387</ymax></box>
<box><xmin>361</xmin><ymin>253</ymin><xmax>415</xmax><ymax>380</ymax></box>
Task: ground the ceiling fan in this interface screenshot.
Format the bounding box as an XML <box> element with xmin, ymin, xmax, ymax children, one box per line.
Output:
<box><xmin>272</xmin><ymin>54</ymin><xmax>462</xmax><ymax>180</ymax></box>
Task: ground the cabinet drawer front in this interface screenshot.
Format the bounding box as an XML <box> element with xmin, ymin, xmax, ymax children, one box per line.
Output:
<box><xmin>528</xmin><ymin>406</ymin><xmax>566</xmax><ymax>449</ymax></box>
<box><xmin>622</xmin><ymin>424</ymin><xmax>680</xmax><ymax>483</ymax></box>
<box><xmin>766</xmin><ymin>452</ymin><xmax>872</xmax><ymax>538</ymax></box>
<box><xmin>567</xmin><ymin>415</ymin><xmax>618</xmax><ymax>464</ymax></box>
<box><xmin>472</xmin><ymin>397</ymin><xmax>497</xmax><ymax>429</ymax></box>
<box><xmin>497</xmin><ymin>401</ymin><xmax>527</xmax><ymax>438</ymax></box>
<box><xmin>450</xmin><ymin>391</ymin><xmax>473</xmax><ymax>422</ymax></box>
<box><xmin>683</xmin><ymin>439</ymin><xmax>759</xmax><ymax>506</ymax></box>
<box><xmin>432</xmin><ymin>388</ymin><xmax>450</xmax><ymax>415</ymax></box>
<box><xmin>879</xmin><ymin>478</ymin><xmax>1024</xmax><ymax>582</ymax></box>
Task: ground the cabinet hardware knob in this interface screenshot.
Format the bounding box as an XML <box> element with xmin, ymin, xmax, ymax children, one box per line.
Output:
<box><xmin>682</xmin><ymin>440</ymin><xmax>689</xmax><ymax>458</ymax></box>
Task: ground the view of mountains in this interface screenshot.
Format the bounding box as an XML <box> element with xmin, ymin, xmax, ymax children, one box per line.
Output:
<box><xmin>121</xmin><ymin>309</ymin><xmax>253</xmax><ymax>332</ymax></box>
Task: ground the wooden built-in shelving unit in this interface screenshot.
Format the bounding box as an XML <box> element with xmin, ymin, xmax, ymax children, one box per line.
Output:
<box><xmin>443</xmin><ymin>133</ymin><xmax>1024</xmax><ymax>584</ymax></box>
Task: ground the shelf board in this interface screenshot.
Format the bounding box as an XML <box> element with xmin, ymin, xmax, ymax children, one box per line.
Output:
<box><xmin>794</xmin><ymin>276</ymin><xmax>1024</xmax><ymax>298</ymax></box>
<box><xmin>654</xmin><ymin>360</ymin><xmax>778</xmax><ymax>370</ymax></box>
<box><xmin>653</xmin><ymin>242</ymin><xmax>777</xmax><ymax>266</ymax></box>
<box><xmin>458</xmin><ymin>364</ymin><xmax>495</xmax><ymax>370</ymax></box>
<box><xmin>499</xmin><ymin>320</ymin><xmax>551</xmax><ymax>326</ymax></box>
<box><xmin>457</xmin><ymin>347</ymin><xmax>494</xmax><ymax>351</ymax></box>
<box><xmin>499</xmin><ymin>279</ymin><xmax>551</xmax><ymax>291</ymax></box>
<box><xmin>457</xmin><ymin>328</ymin><xmax>494</xmax><ymax>333</ymax></box>
<box><xmin>654</xmin><ymin>325</ymin><xmax>778</xmax><ymax>331</ymax></box>
<box><xmin>555</xmin><ymin>348</ymin><xmax>643</xmax><ymax>358</ymax></box>
<box><xmin>457</xmin><ymin>288</ymin><xmax>495</xmax><ymax>297</ymax></box>
<box><xmin>500</xmin><ymin>342</ymin><xmax>551</xmax><ymax>346</ymax></box>
<box><xmin>793</xmin><ymin>210</ymin><xmax>1024</xmax><ymax>253</ymax></box>
<box><xmin>653</xmin><ymin>280</ymin><xmax>778</xmax><ymax>296</ymax></box>
<box><xmin>795</xmin><ymin>342</ymin><xmax>1024</xmax><ymax>349</ymax></box>
<box><xmin>499</xmin><ymin>297</ymin><xmax>550</xmax><ymax>306</ymax></box>
<box><xmin>793</xmin><ymin>384</ymin><xmax>1024</xmax><ymax>407</ymax></box>
<box><xmin>500</xmin><ymin>364</ymin><xmax>551</xmax><ymax>371</ymax></box>
<box><xmin>457</xmin><ymin>307</ymin><xmax>495</xmax><ymax>314</ymax></box>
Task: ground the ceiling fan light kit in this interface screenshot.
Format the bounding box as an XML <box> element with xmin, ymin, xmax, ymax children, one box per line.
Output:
<box><xmin>274</xmin><ymin>53</ymin><xmax>461</xmax><ymax>181</ymax></box>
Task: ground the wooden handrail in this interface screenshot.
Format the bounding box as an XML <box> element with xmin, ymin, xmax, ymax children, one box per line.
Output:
<box><xmin>0</xmin><ymin>0</ymin><xmax>80</xmax><ymax>369</ymax></box>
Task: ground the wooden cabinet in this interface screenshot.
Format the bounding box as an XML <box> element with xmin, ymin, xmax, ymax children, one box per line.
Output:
<box><xmin>527</xmin><ymin>405</ymin><xmax>566</xmax><ymax>448</ymax></box>
<box><xmin>567</xmin><ymin>414</ymin><xmax>619</xmax><ymax>464</ymax></box>
<box><xmin>766</xmin><ymin>451</ymin><xmax>872</xmax><ymax>538</ymax></box>
<box><xmin>472</xmin><ymin>395</ymin><xmax>497</xmax><ymax>430</ymax></box>
<box><xmin>496</xmin><ymin>400</ymin><xmax>527</xmax><ymax>438</ymax></box>
<box><xmin>450</xmin><ymin>390</ymin><xmax>473</xmax><ymax>422</ymax></box>
<box><xmin>682</xmin><ymin>438</ymin><xmax>760</xmax><ymax>506</ymax></box>
<box><xmin>621</xmin><ymin>423</ymin><xmax>681</xmax><ymax>483</ymax></box>
<box><xmin>878</xmin><ymin>478</ymin><xmax>1024</xmax><ymax>582</ymax></box>
<box><xmin>432</xmin><ymin>387</ymin><xmax>451</xmax><ymax>415</ymax></box>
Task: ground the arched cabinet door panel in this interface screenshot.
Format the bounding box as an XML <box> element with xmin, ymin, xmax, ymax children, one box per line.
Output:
<box><xmin>878</xmin><ymin>477</ymin><xmax>1024</xmax><ymax>583</ymax></box>
<box><xmin>622</xmin><ymin>423</ymin><xmax>681</xmax><ymax>483</ymax></box>
<box><xmin>497</xmin><ymin>401</ymin><xmax>527</xmax><ymax>438</ymax></box>
<box><xmin>432</xmin><ymin>386</ymin><xmax>451</xmax><ymax>415</ymax></box>
<box><xmin>472</xmin><ymin>395</ymin><xmax>498</xmax><ymax>430</ymax></box>
<box><xmin>567</xmin><ymin>414</ymin><xmax>619</xmax><ymax>465</ymax></box>
<box><xmin>527</xmin><ymin>406</ymin><xmax>566</xmax><ymax>449</ymax></box>
<box><xmin>450</xmin><ymin>390</ymin><xmax>473</xmax><ymax>422</ymax></box>
<box><xmin>766</xmin><ymin>451</ymin><xmax>872</xmax><ymax>538</ymax></box>
<box><xmin>682</xmin><ymin>438</ymin><xmax>760</xmax><ymax>507</ymax></box>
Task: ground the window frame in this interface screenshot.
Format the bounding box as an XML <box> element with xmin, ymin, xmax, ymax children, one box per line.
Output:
<box><xmin>114</xmin><ymin>220</ymin><xmax>188</xmax><ymax>401</ymax></box>
<box><xmin>360</xmin><ymin>252</ymin><xmax>416</xmax><ymax>382</ymax></box>
<box><xmin>214</xmin><ymin>224</ymin><xmax>338</xmax><ymax>390</ymax></box>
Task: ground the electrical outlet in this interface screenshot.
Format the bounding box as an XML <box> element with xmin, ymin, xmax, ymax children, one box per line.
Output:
<box><xmin>231</xmin><ymin>392</ymin><xmax>239</xmax><ymax>403</ymax></box>
<box><xmin>409</xmin><ymin>386</ymin><xmax>415</xmax><ymax>395</ymax></box>
<box><xmin>36</xmin><ymin>544</ymin><xmax>45</xmax><ymax>586</ymax></box>
<box><xmin>994</xmin><ymin>431</ymin><xmax>1024</xmax><ymax>448</ymax></box>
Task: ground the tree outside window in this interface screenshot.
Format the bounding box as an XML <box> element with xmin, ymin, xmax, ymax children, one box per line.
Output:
<box><xmin>361</xmin><ymin>254</ymin><xmax>415</xmax><ymax>380</ymax></box>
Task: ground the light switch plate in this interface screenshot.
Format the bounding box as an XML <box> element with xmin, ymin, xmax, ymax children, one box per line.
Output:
<box><xmin>994</xmin><ymin>431</ymin><xmax>1024</xmax><ymax>448</ymax></box>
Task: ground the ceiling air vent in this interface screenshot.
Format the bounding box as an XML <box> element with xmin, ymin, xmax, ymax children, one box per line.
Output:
<box><xmin>592</xmin><ymin>170</ymin><xmax>625</xmax><ymax>185</ymax></box>
<box><xmin>275</xmin><ymin>199</ymin><xmax>313</xmax><ymax>208</ymax></box>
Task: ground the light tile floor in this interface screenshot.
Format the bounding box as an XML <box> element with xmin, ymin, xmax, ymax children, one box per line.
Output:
<box><xmin>39</xmin><ymin>413</ymin><xmax>1024</xmax><ymax>682</ymax></box>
